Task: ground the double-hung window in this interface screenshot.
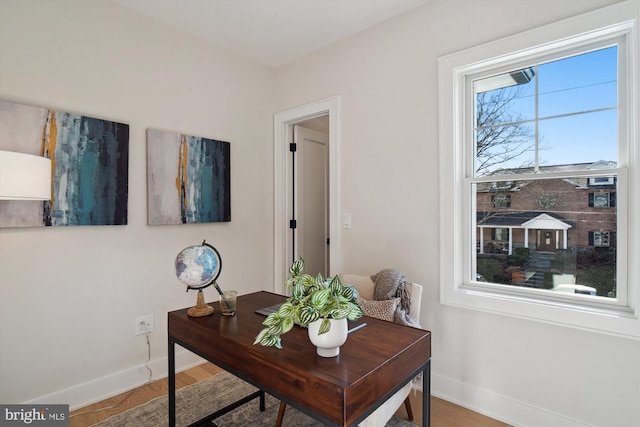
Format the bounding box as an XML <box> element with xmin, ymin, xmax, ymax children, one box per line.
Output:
<box><xmin>590</xmin><ymin>191</ymin><xmax>616</xmax><ymax>208</ymax></box>
<box><xmin>438</xmin><ymin>2</ymin><xmax>638</xmax><ymax>338</ymax></box>
<box><xmin>492</xmin><ymin>194</ymin><xmax>511</xmax><ymax>208</ymax></box>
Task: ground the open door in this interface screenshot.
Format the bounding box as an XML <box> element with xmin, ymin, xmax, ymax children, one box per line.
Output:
<box><xmin>293</xmin><ymin>124</ymin><xmax>329</xmax><ymax>277</ymax></box>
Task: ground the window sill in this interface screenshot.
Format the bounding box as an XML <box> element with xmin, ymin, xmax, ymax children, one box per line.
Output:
<box><xmin>440</xmin><ymin>281</ymin><xmax>640</xmax><ymax>340</ymax></box>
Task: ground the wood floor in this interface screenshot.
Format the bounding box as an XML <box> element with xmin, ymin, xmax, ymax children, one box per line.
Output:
<box><xmin>69</xmin><ymin>362</ymin><xmax>510</xmax><ymax>427</ymax></box>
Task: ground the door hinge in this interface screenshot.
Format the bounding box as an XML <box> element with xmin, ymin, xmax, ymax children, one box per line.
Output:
<box><xmin>289</xmin><ymin>219</ymin><xmax>297</xmax><ymax>229</ymax></box>
<box><xmin>326</xmin><ymin>238</ymin><xmax>330</xmax><ymax>245</ymax></box>
<box><xmin>289</xmin><ymin>143</ymin><xmax>297</xmax><ymax>152</ymax></box>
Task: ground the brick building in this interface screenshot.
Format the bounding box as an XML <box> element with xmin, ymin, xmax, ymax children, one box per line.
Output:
<box><xmin>476</xmin><ymin>161</ymin><xmax>617</xmax><ymax>255</ymax></box>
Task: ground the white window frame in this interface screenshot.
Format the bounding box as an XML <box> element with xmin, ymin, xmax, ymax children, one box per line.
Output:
<box><xmin>438</xmin><ymin>2</ymin><xmax>639</xmax><ymax>339</ymax></box>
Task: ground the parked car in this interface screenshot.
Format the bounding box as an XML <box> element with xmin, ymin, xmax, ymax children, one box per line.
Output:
<box><xmin>552</xmin><ymin>284</ymin><xmax>597</xmax><ymax>295</ymax></box>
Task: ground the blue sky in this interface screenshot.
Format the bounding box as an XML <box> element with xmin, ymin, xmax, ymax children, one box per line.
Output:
<box><xmin>476</xmin><ymin>46</ymin><xmax>618</xmax><ymax>173</ymax></box>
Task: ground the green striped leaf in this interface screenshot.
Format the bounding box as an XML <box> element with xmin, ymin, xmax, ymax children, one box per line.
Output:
<box><xmin>310</xmin><ymin>287</ymin><xmax>331</xmax><ymax>307</ymax></box>
<box><xmin>280</xmin><ymin>316</ymin><xmax>294</xmax><ymax>334</ymax></box>
<box><xmin>262</xmin><ymin>313</ymin><xmax>280</xmax><ymax>326</ymax></box>
<box><xmin>318</xmin><ymin>318</ymin><xmax>331</xmax><ymax>335</ymax></box>
<box><xmin>290</xmin><ymin>257</ymin><xmax>304</xmax><ymax>276</ymax></box>
<box><xmin>341</xmin><ymin>285</ymin><xmax>357</xmax><ymax>300</ymax></box>
<box><xmin>330</xmin><ymin>307</ymin><xmax>350</xmax><ymax>319</ymax></box>
<box><xmin>298</xmin><ymin>306</ymin><xmax>320</xmax><ymax>325</ymax></box>
<box><xmin>277</xmin><ymin>302</ymin><xmax>295</xmax><ymax>317</ymax></box>
<box><xmin>292</xmin><ymin>280</ymin><xmax>305</xmax><ymax>299</ymax></box>
<box><xmin>329</xmin><ymin>276</ymin><xmax>342</xmax><ymax>294</ymax></box>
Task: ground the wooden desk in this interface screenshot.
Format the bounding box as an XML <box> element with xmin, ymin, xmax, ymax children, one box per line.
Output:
<box><xmin>168</xmin><ymin>291</ymin><xmax>431</xmax><ymax>427</ymax></box>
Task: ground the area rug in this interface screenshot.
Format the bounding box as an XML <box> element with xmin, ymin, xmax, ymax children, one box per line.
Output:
<box><xmin>92</xmin><ymin>371</ymin><xmax>415</xmax><ymax>426</ymax></box>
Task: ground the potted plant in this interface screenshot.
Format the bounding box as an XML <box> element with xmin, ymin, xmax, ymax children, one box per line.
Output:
<box><xmin>254</xmin><ymin>257</ymin><xmax>363</xmax><ymax>354</ymax></box>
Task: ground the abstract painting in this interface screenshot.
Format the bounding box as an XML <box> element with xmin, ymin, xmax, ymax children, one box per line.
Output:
<box><xmin>147</xmin><ymin>129</ymin><xmax>230</xmax><ymax>225</ymax></box>
<box><xmin>0</xmin><ymin>100</ymin><xmax>129</xmax><ymax>227</ymax></box>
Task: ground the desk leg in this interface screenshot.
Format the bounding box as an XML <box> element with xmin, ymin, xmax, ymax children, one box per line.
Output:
<box><xmin>169</xmin><ymin>339</ymin><xmax>176</xmax><ymax>427</ymax></box>
<box><xmin>423</xmin><ymin>359</ymin><xmax>431</xmax><ymax>427</ymax></box>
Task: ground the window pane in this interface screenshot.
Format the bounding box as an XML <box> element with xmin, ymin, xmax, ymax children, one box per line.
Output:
<box><xmin>538</xmin><ymin>109</ymin><xmax>617</xmax><ymax>167</ymax></box>
<box><xmin>538</xmin><ymin>47</ymin><xmax>617</xmax><ymax>118</ymax></box>
<box><xmin>475</xmin><ymin>122</ymin><xmax>536</xmax><ymax>175</ymax></box>
<box><xmin>474</xmin><ymin>177</ymin><xmax>617</xmax><ymax>298</ymax></box>
<box><xmin>475</xmin><ymin>79</ymin><xmax>536</xmax><ymax>125</ymax></box>
<box><xmin>474</xmin><ymin>69</ymin><xmax>536</xmax><ymax>177</ymax></box>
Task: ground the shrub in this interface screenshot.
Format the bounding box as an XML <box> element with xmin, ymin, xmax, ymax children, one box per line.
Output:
<box><xmin>508</xmin><ymin>247</ymin><xmax>530</xmax><ymax>266</ymax></box>
<box><xmin>477</xmin><ymin>258</ymin><xmax>502</xmax><ymax>282</ymax></box>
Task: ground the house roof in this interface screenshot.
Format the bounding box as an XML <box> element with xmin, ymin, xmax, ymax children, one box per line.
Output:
<box><xmin>490</xmin><ymin>160</ymin><xmax>616</xmax><ymax>176</ymax></box>
<box><xmin>477</xmin><ymin>211</ymin><xmax>576</xmax><ymax>228</ymax></box>
<box><xmin>477</xmin><ymin>160</ymin><xmax>617</xmax><ymax>192</ymax></box>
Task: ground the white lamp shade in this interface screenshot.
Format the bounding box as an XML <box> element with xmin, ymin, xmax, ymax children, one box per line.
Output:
<box><xmin>0</xmin><ymin>150</ymin><xmax>52</xmax><ymax>200</ymax></box>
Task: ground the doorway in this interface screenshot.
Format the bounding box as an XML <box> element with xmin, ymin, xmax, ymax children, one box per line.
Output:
<box><xmin>294</xmin><ymin>122</ymin><xmax>329</xmax><ymax>277</ymax></box>
<box><xmin>537</xmin><ymin>229</ymin><xmax>556</xmax><ymax>252</ymax></box>
<box><xmin>273</xmin><ymin>96</ymin><xmax>341</xmax><ymax>293</ymax></box>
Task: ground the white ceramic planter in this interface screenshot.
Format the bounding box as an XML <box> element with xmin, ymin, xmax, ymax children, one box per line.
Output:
<box><xmin>307</xmin><ymin>318</ymin><xmax>348</xmax><ymax>357</ymax></box>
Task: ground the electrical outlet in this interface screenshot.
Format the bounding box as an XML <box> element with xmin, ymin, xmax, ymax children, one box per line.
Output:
<box><xmin>135</xmin><ymin>315</ymin><xmax>154</xmax><ymax>335</ymax></box>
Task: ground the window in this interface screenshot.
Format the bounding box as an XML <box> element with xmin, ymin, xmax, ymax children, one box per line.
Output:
<box><xmin>589</xmin><ymin>176</ymin><xmax>615</xmax><ymax>186</ymax></box>
<box><xmin>589</xmin><ymin>192</ymin><xmax>616</xmax><ymax>208</ymax></box>
<box><xmin>492</xmin><ymin>194</ymin><xmax>511</xmax><ymax>208</ymax></box>
<box><xmin>492</xmin><ymin>228</ymin><xmax>509</xmax><ymax>241</ymax></box>
<box><xmin>438</xmin><ymin>3</ymin><xmax>638</xmax><ymax>338</ymax></box>
<box><xmin>472</xmin><ymin>43</ymin><xmax>622</xmax><ymax>297</ymax></box>
<box><xmin>590</xmin><ymin>231</ymin><xmax>615</xmax><ymax>247</ymax></box>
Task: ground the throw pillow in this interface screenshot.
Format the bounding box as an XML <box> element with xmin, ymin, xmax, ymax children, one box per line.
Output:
<box><xmin>357</xmin><ymin>296</ymin><xmax>400</xmax><ymax>322</ymax></box>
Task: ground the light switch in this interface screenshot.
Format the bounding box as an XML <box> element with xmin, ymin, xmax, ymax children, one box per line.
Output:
<box><xmin>343</xmin><ymin>213</ymin><xmax>352</xmax><ymax>229</ymax></box>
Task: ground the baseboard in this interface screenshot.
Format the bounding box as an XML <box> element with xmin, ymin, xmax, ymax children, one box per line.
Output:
<box><xmin>431</xmin><ymin>372</ymin><xmax>587</xmax><ymax>427</ymax></box>
<box><xmin>24</xmin><ymin>349</ymin><xmax>205</xmax><ymax>411</ymax></box>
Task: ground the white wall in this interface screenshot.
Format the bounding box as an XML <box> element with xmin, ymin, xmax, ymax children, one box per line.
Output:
<box><xmin>0</xmin><ymin>0</ymin><xmax>275</xmax><ymax>408</ymax></box>
<box><xmin>275</xmin><ymin>1</ymin><xmax>639</xmax><ymax>426</ymax></box>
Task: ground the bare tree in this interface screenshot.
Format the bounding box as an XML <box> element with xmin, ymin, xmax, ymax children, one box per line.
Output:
<box><xmin>475</xmin><ymin>86</ymin><xmax>535</xmax><ymax>176</ymax></box>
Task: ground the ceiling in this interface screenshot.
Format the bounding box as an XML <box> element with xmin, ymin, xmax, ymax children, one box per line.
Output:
<box><xmin>115</xmin><ymin>0</ymin><xmax>429</xmax><ymax>68</ymax></box>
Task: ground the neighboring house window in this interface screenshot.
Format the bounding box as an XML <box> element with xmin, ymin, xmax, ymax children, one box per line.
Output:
<box><xmin>589</xmin><ymin>176</ymin><xmax>615</xmax><ymax>186</ymax></box>
<box><xmin>590</xmin><ymin>231</ymin><xmax>613</xmax><ymax>247</ymax></box>
<box><xmin>492</xmin><ymin>194</ymin><xmax>511</xmax><ymax>208</ymax></box>
<box><xmin>492</xmin><ymin>228</ymin><xmax>509</xmax><ymax>241</ymax></box>
<box><xmin>589</xmin><ymin>192</ymin><xmax>616</xmax><ymax>208</ymax></box>
<box><xmin>438</xmin><ymin>3</ymin><xmax>638</xmax><ymax>338</ymax></box>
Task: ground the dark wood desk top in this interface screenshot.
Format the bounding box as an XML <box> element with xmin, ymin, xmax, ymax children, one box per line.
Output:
<box><xmin>168</xmin><ymin>291</ymin><xmax>431</xmax><ymax>426</ymax></box>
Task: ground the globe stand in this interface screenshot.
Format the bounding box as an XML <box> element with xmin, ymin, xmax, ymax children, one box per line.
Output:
<box><xmin>187</xmin><ymin>289</ymin><xmax>214</xmax><ymax>317</ymax></box>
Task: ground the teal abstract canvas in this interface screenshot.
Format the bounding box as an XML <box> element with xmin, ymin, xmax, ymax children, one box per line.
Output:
<box><xmin>146</xmin><ymin>129</ymin><xmax>230</xmax><ymax>225</ymax></box>
<box><xmin>0</xmin><ymin>100</ymin><xmax>129</xmax><ymax>227</ymax></box>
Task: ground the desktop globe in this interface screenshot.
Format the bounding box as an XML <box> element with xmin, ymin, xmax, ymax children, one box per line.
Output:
<box><xmin>175</xmin><ymin>240</ymin><xmax>222</xmax><ymax>317</ymax></box>
<box><xmin>175</xmin><ymin>243</ymin><xmax>220</xmax><ymax>288</ymax></box>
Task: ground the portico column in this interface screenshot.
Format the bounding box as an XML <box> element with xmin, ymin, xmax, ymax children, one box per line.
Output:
<box><xmin>508</xmin><ymin>227</ymin><xmax>513</xmax><ymax>255</ymax></box>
